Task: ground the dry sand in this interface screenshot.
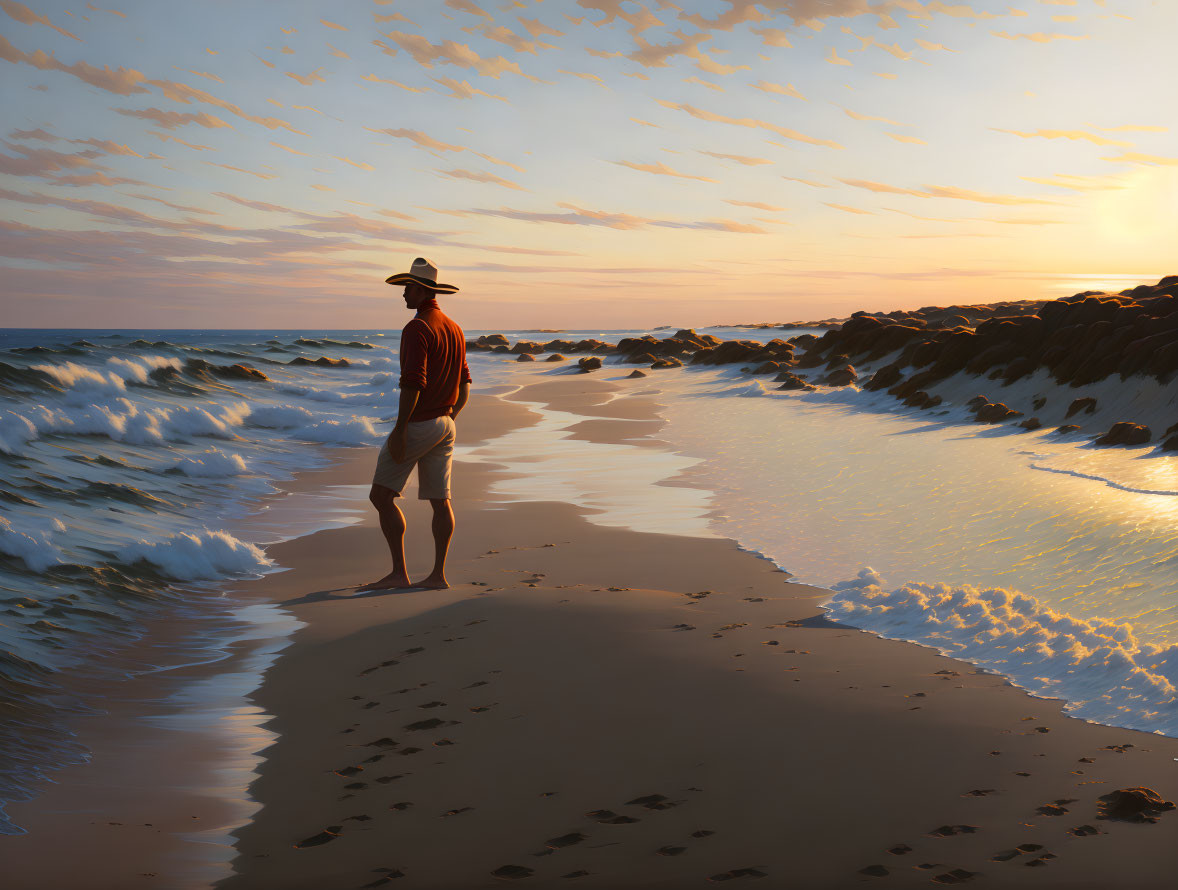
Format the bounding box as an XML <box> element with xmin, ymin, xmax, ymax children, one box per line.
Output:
<box><xmin>216</xmin><ymin>379</ymin><xmax>1178</xmax><ymax>888</ymax></box>
<box><xmin>3</xmin><ymin>380</ymin><xmax>1175</xmax><ymax>889</ymax></box>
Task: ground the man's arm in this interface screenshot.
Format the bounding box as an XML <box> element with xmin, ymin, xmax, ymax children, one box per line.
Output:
<box><xmin>389</xmin><ymin>386</ymin><xmax>421</xmax><ymax>462</ymax></box>
<box><xmin>451</xmin><ymin>381</ymin><xmax>470</xmax><ymax>420</ymax></box>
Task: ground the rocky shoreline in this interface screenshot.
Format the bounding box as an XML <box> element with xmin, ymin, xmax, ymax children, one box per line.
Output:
<box><xmin>469</xmin><ymin>275</ymin><xmax>1178</xmax><ymax>451</ymax></box>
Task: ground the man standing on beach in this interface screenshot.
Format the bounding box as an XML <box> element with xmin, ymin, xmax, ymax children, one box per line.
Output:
<box><xmin>360</xmin><ymin>258</ymin><xmax>470</xmax><ymax>591</ymax></box>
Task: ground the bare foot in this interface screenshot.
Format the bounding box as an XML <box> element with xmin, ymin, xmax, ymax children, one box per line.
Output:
<box><xmin>357</xmin><ymin>571</ymin><xmax>412</xmax><ymax>592</ymax></box>
<box><xmin>413</xmin><ymin>574</ymin><xmax>450</xmax><ymax>590</ymax></box>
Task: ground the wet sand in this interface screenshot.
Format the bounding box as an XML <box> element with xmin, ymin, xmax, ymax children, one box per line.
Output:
<box><xmin>4</xmin><ymin>381</ymin><xmax>1176</xmax><ymax>888</ymax></box>
<box><xmin>217</xmin><ymin>378</ymin><xmax>1178</xmax><ymax>888</ymax></box>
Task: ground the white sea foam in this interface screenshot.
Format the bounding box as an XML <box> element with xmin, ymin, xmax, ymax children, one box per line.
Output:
<box><xmin>246</xmin><ymin>405</ymin><xmax>314</xmax><ymax>428</ymax></box>
<box><xmin>0</xmin><ymin>411</ymin><xmax>37</xmax><ymax>455</ymax></box>
<box><xmin>298</xmin><ymin>417</ymin><xmax>380</xmax><ymax>444</ymax></box>
<box><xmin>118</xmin><ymin>529</ymin><xmax>272</xmax><ymax>580</ymax></box>
<box><xmin>105</xmin><ymin>355</ymin><xmax>182</xmax><ymax>383</ymax></box>
<box><xmin>0</xmin><ymin>516</ymin><xmax>63</xmax><ymax>573</ymax></box>
<box><xmin>174</xmin><ymin>449</ymin><xmax>249</xmax><ymax>477</ymax></box>
<box><xmin>826</xmin><ymin>568</ymin><xmax>1178</xmax><ymax>735</ymax></box>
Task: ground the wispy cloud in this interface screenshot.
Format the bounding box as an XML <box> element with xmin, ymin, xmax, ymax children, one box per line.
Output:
<box><xmin>613</xmin><ymin>160</ymin><xmax>719</xmax><ymax>182</ymax></box>
<box><xmin>656</xmin><ymin>99</ymin><xmax>843</xmax><ymax>149</ymax></box>
<box><xmin>436</xmin><ymin>167</ymin><xmax>526</xmax><ymax>190</ymax></box>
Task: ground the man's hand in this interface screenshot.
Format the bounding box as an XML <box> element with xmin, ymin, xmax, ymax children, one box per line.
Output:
<box><xmin>388</xmin><ymin>426</ymin><xmax>408</xmax><ymax>462</ymax></box>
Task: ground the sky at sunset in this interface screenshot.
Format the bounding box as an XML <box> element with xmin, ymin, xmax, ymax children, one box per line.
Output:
<box><xmin>1</xmin><ymin>0</ymin><xmax>1176</xmax><ymax>330</ymax></box>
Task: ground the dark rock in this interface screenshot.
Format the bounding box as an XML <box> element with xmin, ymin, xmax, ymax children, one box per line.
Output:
<box><xmin>545</xmin><ymin>354</ymin><xmax>566</xmax><ymax>362</ymax></box>
<box><xmin>965</xmin><ymin>395</ymin><xmax>989</xmax><ymax>410</ymax></box>
<box><xmin>974</xmin><ymin>402</ymin><xmax>1022</xmax><ymax>423</ymax></box>
<box><xmin>865</xmin><ymin>364</ymin><xmax>903</xmax><ymax>390</ymax></box>
<box><xmin>516</xmin><ymin>353</ymin><xmax>535</xmax><ymax>362</ymax></box>
<box><xmin>1032</xmin><ymin>396</ymin><xmax>1046</xmax><ymax>410</ymax></box>
<box><xmin>577</xmin><ymin>357</ymin><xmax>602</xmax><ymax>372</ymax></box>
<box><xmin>479</xmin><ymin>334</ymin><xmax>509</xmax><ymax>347</ymax></box>
<box><xmin>777</xmin><ymin>373</ymin><xmax>815</xmax><ymax>391</ymax></box>
<box><xmin>824</xmin><ymin>365</ymin><xmax>857</xmax><ymax>386</ymax></box>
<box><xmin>510</xmin><ymin>340</ymin><xmax>544</xmax><ymax>354</ymax></box>
<box><xmin>1054</xmin><ymin>424</ymin><xmax>1081</xmax><ymax>434</ymax></box>
<box><xmin>1094</xmin><ymin>422</ymin><xmax>1151</xmax><ymax>447</ymax></box>
<box><xmin>491</xmin><ymin>345</ymin><xmax>511</xmax><ymax>354</ymax></box>
<box><xmin>650</xmin><ymin>357</ymin><xmax>682</xmax><ymax>369</ymax></box>
<box><xmin>1019</xmin><ymin>417</ymin><xmax>1042</xmax><ymax>431</ymax></box>
<box><xmin>626</xmin><ymin>370</ymin><xmax>647</xmax><ymax>378</ymax></box>
<box><xmin>1097</xmin><ymin>788</ymin><xmax>1175</xmax><ymax>823</ymax></box>
<box><xmin>1066</xmin><ymin>397</ymin><xmax>1097</xmax><ymax>418</ymax></box>
<box><xmin>1161</xmin><ymin>435</ymin><xmax>1178</xmax><ymax>452</ymax></box>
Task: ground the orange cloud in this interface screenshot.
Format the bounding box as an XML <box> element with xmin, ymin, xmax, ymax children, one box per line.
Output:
<box><xmin>698</xmin><ymin>151</ymin><xmax>770</xmax><ymax>166</ymax></box>
<box><xmin>1101</xmin><ymin>152</ymin><xmax>1178</xmax><ymax>166</ymax></box>
<box><xmin>518</xmin><ymin>17</ymin><xmax>562</xmax><ymax>39</ymax></box>
<box><xmin>286</xmin><ymin>67</ymin><xmax>326</xmax><ymax>86</ymax></box>
<box><xmin>825</xmin><ymin>203</ymin><xmax>874</xmax><ymax>214</ymax></box>
<box><xmin>0</xmin><ymin>0</ymin><xmax>80</xmax><ymax>40</ymax></box>
<box><xmin>1019</xmin><ymin>172</ymin><xmax>1129</xmax><ymax>191</ymax></box>
<box><xmin>991</xmin><ymin>30</ymin><xmax>1089</xmax><ymax>42</ymax></box>
<box><xmin>753</xmin><ymin>80</ymin><xmax>805</xmax><ymax>100</ymax></box>
<box><xmin>613</xmin><ymin>160</ymin><xmax>719</xmax><ymax>183</ymax></box>
<box><xmin>430</xmin><ymin>76</ymin><xmax>508</xmax><ymax>101</ymax></box>
<box><xmin>114</xmin><ymin>107</ymin><xmax>233</xmax><ymax>129</ymax></box>
<box><xmin>446</xmin><ymin>0</ymin><xmax>491</xmax><ymax>19</ymax></box>
<box><xmin>148</xmin><ymin>78</ymin><xmax>307</xmax><ymax>134</ymax></box>
<box><xmin>843</xmin><ymin>107</ymin><xmax>905</xmax><ymax>125</ymax></box>
<box><xmin>992</xmin><ymin>127</ymin><xmax>1131</xmax><ymax>147</ymax></box>
<box><xmin>725</xmin><ymin>199</ymin><xmax>786</xmax><ymax>211</ymax></box>
<box><xmin>887</xmin><ymin>132</ymin><xmax>927</xmax><ymax>144</ymax></box>
<box><xmin>0</xmin><ymin>34</ymin><xmax>149</xmax><ymax>94</ymax></box>
<box><xmin>656</xmin><ymin>99</ymin><xmax>843</xmax><ymax>150</ymax></box>
<box><xmin>319</xmin><ymin>18</ymin><xmax>347</xmax><ymax>31</ymax></box>
<box><xmin>559</xmin><ymin>69</ymin><xmax>609</xmax><ymax>89</ymax></box>
<box><xmin>361</xmin><ymin>73</ymin><xmax>431</xmax><ymax>93</ymax></box>
<box><xmin>203</xmin><ymin>161</ymin><xmax>278</xmax><ymax>180</ymax></box>
<box><xmin>782</xmin><ymin>176</ymin><xmax>830</xmax><ymax>188</ymax></box>
<box><xmin>437</xmin><ymin>168</ymin><xmax>526</xmax><ymax>190</ymax></box>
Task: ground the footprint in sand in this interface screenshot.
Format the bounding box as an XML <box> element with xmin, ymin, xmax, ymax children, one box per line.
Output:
<box><xmin>344</xmin><ymin>814</ymin><xmax>372</xmax><ymax>822</ymax></box>
<box><xmin>294</xmin><ymin>826</ymin><xmax>342</xmax><ymax>848</ymax></box>
<box><xmin>927</xmin><ymin>825</ymin><xmax>978</xmax><ymax>837</ymax></box>
<box><xmin>585</xmin><ymin>809</ymin><xmax>640</xmax><ymax>824</ymax></box>
<box><xmin>491</xmin><ymin>865</ymin><xmax>533</xmax><ymax>880</ymax></box>
<box><xmin>962</xmin><ymin>789</ymin><xmax>996</xmax><ymax>797</ymax></box>
<box><xmin>545</xmin><ymin>832</ymin><xmax>587</xmax><ymax>849</ymax></box>
<box><xmin>469</xmin><ymin>705</ymin><xmax>495</xmax><ymax>712</ymax></box>
<box><xmin>707</xmin><ymin>867</ymin><xmax>767</xmax><ymax>881</ymax></box>
<box><xmin>375</xmin><ymin>775</ymin><xmax>404</xmax><ymax>784</ymax></box>
<box><xmin>442</xmin><ymin>807</ymin><xmax>474</xmax><ymax>818</ymax></box>
<box><xmin>360</xmin><ymin>659</ymin><xmax>400</xmax><ymax>676</ymax></box>
<box><xmin>887</xmin><ymin>844</ymin><xmax>912</xmax><ymax>855</ymax></box>
<box><xmin>561</xmin><ymin>871</ymin><xmax>590</xmax><ymax>879</ymax></box>
<box><xmin>419</xmin><ymin>701</ymin><xmax>447</xmax><ymax>709</ymax></box>
<box><xmin>931</xmin><ymin>869</ymin><xmax>979</xmax><ymax>884</ymax></box>
<box><xmin>389</xmin><ymin>802</ymin><xmax>413</xmax><ymax>811</ymax></box>
<box><xmin>657</xmin><ymin>846</ymin><xmax>687</xmax><ymax>856</ymax></box>
<box><xmin>344</xmin><ymin>782</ymin><xmax>367</xmax><ymax>790</ymax></box>
<box><xmin>859</xmin><ymin>865</ymin><xmax>888</xmax><ymax>877</ymax></box>
<box><xmin>361</xmin><ymin>869</ymin><xmax>406</xmax><ymax>887</ymax></box>
<box><xmin>626</xmin><ymin>794</ymin><xmax>678</xmax><ymax>810</ymax></box>
<box><xmin>464</xmin><ymin>680</ymin><xmax>490</xmax><ymax>689</ymax></box>
<box><xmin>433</xmin><ymin>738</ymin><xmax>455</xmax><ymax>747</ymax></box>
<box><xmin>362</xmin><ymin>754</ymin><xmax>384</xmax><ymax>764</ymax></box>
<box><xmin>404</xmin><ymin>718</ymin><xmax>447</xmax><ymax>731</ymax></box>
<box><xmin>366</xmin><ymin>737</ymin><xmax>398</xmax><ymax>748</ymax></box>
<box><xmin>398</xmin><ymin>747</ymin><xmax>423</xmax><ymax>756</ymax></box>
<box><xmin>334</xmin><ymin>766</ymin><xmax>363</xmax><ymax>777</ymax></box>
<box><xmin>691</xmin><ymin>830</ymin><xmax>715</xmax><ymax>839</ymax></box>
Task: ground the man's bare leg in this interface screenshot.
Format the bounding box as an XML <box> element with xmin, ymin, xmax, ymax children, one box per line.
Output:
<box><xmin>359</xmin><ymin>484</ymin><xmax>412</xmax><ymax>590</ymax></box>
<box><xmin>415</xmin><ymin>497</ymin><xmax>453</xmax><ymax>589</ymax></box>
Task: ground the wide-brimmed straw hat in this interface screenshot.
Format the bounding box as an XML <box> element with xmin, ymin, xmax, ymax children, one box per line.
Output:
<box><xmin>384</xmin><ymin>257</ymin><xmax>459</xmax><ymax>294</ymax></box>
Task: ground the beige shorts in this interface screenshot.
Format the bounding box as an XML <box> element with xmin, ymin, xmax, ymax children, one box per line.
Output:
<box><xmin>372</xmin><ymin>415</ymin><xmax>455</xmax><ymax>500</ymax></box>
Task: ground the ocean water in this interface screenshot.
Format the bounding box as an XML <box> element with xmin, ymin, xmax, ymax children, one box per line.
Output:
<box><xmin>0</xmin><ymin>323</ymin><xmax>791</xmax><ymax>835</ymax></box>
<box><xmin>5</xmin><ymin>322</ymin><xmax>1174</xmax><ymax>838</ymax></box>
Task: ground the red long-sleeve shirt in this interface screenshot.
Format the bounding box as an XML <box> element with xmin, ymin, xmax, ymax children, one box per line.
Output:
<box><xmin>398</xmin><ymin>298</ymin><xmax>471</xmax><ymax>421</ymax></box>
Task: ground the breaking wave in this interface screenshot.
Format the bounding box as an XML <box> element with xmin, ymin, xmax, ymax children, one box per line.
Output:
<box><xmin>826</xmin><ymin>568</ymin><xmax>1178</xmax><ymax>736</ymax></box>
